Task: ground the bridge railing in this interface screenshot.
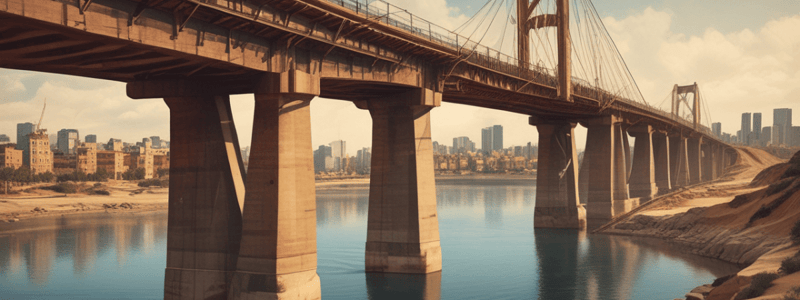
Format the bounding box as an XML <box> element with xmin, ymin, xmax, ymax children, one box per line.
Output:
<box><xmin>317</xmin><ymin>0</ymin><xmax>715</xmax><ymax>137</ymax></box>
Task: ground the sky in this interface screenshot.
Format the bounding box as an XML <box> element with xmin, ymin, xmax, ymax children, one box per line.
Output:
<box><xmin>2</xmin><ymin>0</ymin><xmax>800</xmax><ymax>155</ymax></box>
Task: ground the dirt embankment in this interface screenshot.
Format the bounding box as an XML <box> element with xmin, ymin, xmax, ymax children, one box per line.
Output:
<box><xmin>603</xmin><ymin>147</ymin><xmax>800</xmax><ymax>299</ymax></box>
<box><xmin>0</xmin><ymin>181</ymin><xmax>168</xmax><ymax>222</ymax></box>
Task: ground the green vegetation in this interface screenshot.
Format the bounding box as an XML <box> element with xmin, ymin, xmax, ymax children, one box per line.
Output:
<box><xmin>56</xmin><ymin>169</ymin><xmax>110</xmax><ymax>182</ymax></box>
<box><xmin>122</xmin><ymin>168</ymin><xmax>146</xmax><ymax>180</ymax></box>
<box><xmin>780</xmin><ymin>254</ymin><xmax>800</xmax><ymax>275</ymax></box>
<box><xmin>748</xmin><ymin>182</ymin><xmax>800</xmax><ymax>226</ymax></box>
<box><xmin>156</xmin><ymin>168</ymin><xmax>169</xmax><ymax>178</ymax></box>
<box><xmin>792</xmin><ymin>219</ymin><xmax>800</xmax><ymax>245</ymax></box>
<box><xmin>735</xmin><ymin>272</ymin><xmax>780</xmax><ymax>300</ymax></box>
<box><xmin>766</xmin><ymin>178</ymin><xmax>795</xmax><ymax>196</ymax></box>
<box><xmin>138</xmin><ymin>178</ymin><xmax>168</xmax><ymax>188</ymax></box>
<box><xmin>784</xmin><ymin>286</ymin><xmax>800</xmax><ymax>300</ymax></box>
<box><xmin>42</xmin><ymin>182</ymin><xmax>79</xmax><ymax>194</ymax></box>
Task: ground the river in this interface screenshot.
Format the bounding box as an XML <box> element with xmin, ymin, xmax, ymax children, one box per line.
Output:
<box><xmin>0</xmin><ymin>178</ymin><xmax>739</xmax><ymax>299</ymax></box>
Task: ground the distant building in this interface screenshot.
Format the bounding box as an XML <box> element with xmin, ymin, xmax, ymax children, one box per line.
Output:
<box><xmin>106</xmin><ymin>138</ymin><xmax>123</xmax><ymax>151</ymax></box>
<box><xmin>313</xmin><ymin>145</ymin><xmax>332</xmax><ymax>173</ymax></box>
<box><xmin>741</xmin><ymin>113</ymin><xmax>751</xmax><ymax>146</ymax></box>
<box><xmin>0</xmin><ymin>134</ymin><xmax>10</xmax><ymax>144</ymax></box>
<box><xmin>85</xmin><ymin>134</ymin><xmax>97</xmax><ymax>143</ymax></box>
<box><xmin>481</xmin><ymin>125</ymin><xmax>504</xmax><ymax>154</ymax></box>
<box><xmin>773</xmin><ymin>108</ymin><xmax>792</xmax><ymax>146</ymax></box>
<box><xmin>97</xmin><ymin>151</ymin><xmax>127</xmax><ymax>180</ymax></box>
<box><xmin>150</xmin><ymin>136</ymin><xmax>161</xmax><ymax>148</ymax></box>
<box><xmin>0</xmin><ymin>144</ymin><xmax>23</xmax><ymax>169</ymax></box>
<box><xmin>712</xmin><ymin>122</ymin><xmax>722</xmax><ymax>138</ymax></box>
<box><xmin>76</xmin><ymin>142</ymin><xmax>97</xmax><ymax>174</ymax></box>
<box><xmin>16</xmin><ymin>122</ymin><xmax>35</xmax><ymax>165</ymax></box>
<box><xmin>452</xmin><ymin>136</ymin><xmax>476</xmax><ymax>153</ymax></box>
<box><xmin>355</xmin><ymin>147</ymin><xmax>371</xmax><ymax>174</ymax></box>
<box><xmin>793</xmin><ymin>127</ymin><xmax>800</xmax><ymax>147</ymax></box>
<box><xmin>761</xmin><ymin>127</ymin><xmax>772</xmax><ymax>146</ymax></box>
<box><xmin>57</xmin><ymin>129</ymin><xmax>80</xmax><ymax>155</ymax></box>
<box><xmin>28</xmin><ymin>130</ymin><xmax>52</xmax><ymax>174</ymax></box>
<box><xmin>329</xmin><ymin>140</ymin><xmax>346</xmax><ymax>171</ymax></box>
<box><xmin>753</xmin><ymin>113</ymin><xmax>762</xmax><ymax>143</ymax></box>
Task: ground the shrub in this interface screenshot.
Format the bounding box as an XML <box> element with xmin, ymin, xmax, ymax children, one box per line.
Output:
<box><xmin>735</xmin><ymin>272</ymin><xmax>780</xmax><ymax>300</ymax></box>
<box><xmin>43</xmin><ymin>182</ymin><xmax>79</xmax><ymax>194</ymax></box>
<box><xmin>92</xmin><ymin>190</ymin><xmax>110</xmax><ymax>195</ymax></box>
<box><xmin>766</xmin><ymin>178</ymin><xmax>794</xmax><ymax>196</ymax></box>
<box><xmin>156</xmin><ymin>168</ymin><xmax>169</xmax><ymax>178</ymax></box>
<box><xmin>122</xmin><ymin>168</ymin><xmax>146</xmax><ymax>180</ymax></box>
<box><xmin>792</xmin><ymin>219</ymin><xmax>800</xmax><ymax>244</ymax></box>
<box><xmin>780</xmin><ymin>255</ymin><xmax>800</xmax><ymax>275</ymax></box>
<box><xmin>138</xmin><ymin>178</ymin><xmax>168</xmax><ymax>188</ymax></box>
<box><xmin>748</xmin><ymin>183</ymin><xmax>800</xmax><ymax>226</ymax></box>
<box><xmin>785</xmin><ymin>286</ymin><xmax>800</xmax><ymax>300</ymax></box>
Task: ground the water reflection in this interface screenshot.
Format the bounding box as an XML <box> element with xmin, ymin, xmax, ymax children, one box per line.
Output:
<box><xmin>0</xmin><ymin>212</ymin><xmax>168</xmax><ymax>289</ymax></box>
<box><xmin>366</xmin><ymin>272</ymin><xmax>442</xmax><ymax>300</ymax></box>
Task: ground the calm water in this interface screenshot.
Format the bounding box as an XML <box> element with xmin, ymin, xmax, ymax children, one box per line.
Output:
<box><xmin>0</xmin><ymin>179</ymin><xmax>739</xmax><ymax>299</ymax></box>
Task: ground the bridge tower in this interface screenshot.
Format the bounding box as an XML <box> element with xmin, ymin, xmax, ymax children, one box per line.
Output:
<box><xmin>671</xmin><ymin>83</ymin><xmax>701</xmax><ymax>130</ymax></box>
<box><xmin>517</xmin><ymin>0</ymin><xmax>571</xmax><ymax>102</ymax></box>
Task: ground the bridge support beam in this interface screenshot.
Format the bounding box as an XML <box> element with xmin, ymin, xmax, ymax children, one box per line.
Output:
<box><xmin>628</xmin><ymin>125</ymin><xmax>658</xmax><ymax>201</ymax></box>
<box><xmin>653</xmin><ymin>131</ymin><xmax>671</xmax><ymax>193</ymax></box>
<box><xmin>687</xmin><ymin>137</ymin><xmax>702</xmax><ymax>184</ymax></box>
<box><xmin>531</xmin><ymin>118</ymin><xmax>585</xmax><ymax>229</ymax></box>
<box><xmin>583</xmin><ymin>116</ymin><xmax>636</xmax><ymax>221</ymax></box>
<box><xmin>669</xmin><ymin>136</ymin><xmax>690</xmax><ymax>188</ymax></box>
<box><xmin>162</xmin><ymin>95</ymin><xmax>245</xmax><ymax>300</ymax></box>
<box><xmin>357</xmin><ymin>89</ymin><xmax>443</xmax><ymax>274</ymax></box>
<box><xmin>702</xmin><ymin>144</ymin><xmax>714</xmax><ymax>181</ymax></box>
<box><xmin>228</xmin><ymin>71</ymin><xmax>321</xmax><ymax>300</ymax></box>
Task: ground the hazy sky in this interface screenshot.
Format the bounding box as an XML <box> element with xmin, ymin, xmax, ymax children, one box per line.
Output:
<box><xmin>2</xmin><ymin>0</ymin><xmax>799</xmax><ymax>155</ymax></box>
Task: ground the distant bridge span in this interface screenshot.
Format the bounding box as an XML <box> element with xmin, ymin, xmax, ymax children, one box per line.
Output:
<box><xmin>0</xmin><ymin>0</ymin><xmax>735</xmax><ymax>299</ymax></box>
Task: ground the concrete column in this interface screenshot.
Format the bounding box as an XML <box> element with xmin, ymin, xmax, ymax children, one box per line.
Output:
<box><xmin>628</xmin><ymin>125</ymin><xmax>657</xmax><ymax>200</ymax></box>
<box><xmin>531</xmin><ymin>120</ymin><xmax>586</xmax><ymax>229</ymax></box>
<box><xmin>702</xmin><ymin>144</ymin><xmax>714</xmax><ymax>181</ymax></box>
<box><xmin>163</xmin><ymin>96</ymin><xmax>245</xmax><ymax>300</ymax></box>
<box><xmin>669</xmin><ymin>136</ymin><xmax>690</xmax><ymax>188</ymax></box>
<box><xmin>652</xmin><ymin>131</ymin><xmax>671</xmax><ymax>192</ymax></box>
<box><xmin>583</xmin><ymin>116</ymin><xmax>635</xmax><ymax>221</ymax></box>
<box><xmin>687</xmin><ymin>137</ymin><xmax>702</xmax><ymax>184</ymax></box>
<box><xmin>360</xmin><ymin>89</ymin><xmax>442</xmax><ymax>274</ymax></box>
<box><xmin>229</xmin><ymin>71</ymin><xmax>321</xmax><ymax>299</ymax></box>
<box><xmin>614</xmin><ymin>125</ymin><xmax>630</xmax><ymax>201</ymax></box>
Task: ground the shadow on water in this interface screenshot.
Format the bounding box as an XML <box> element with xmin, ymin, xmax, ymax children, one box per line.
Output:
<box><xmin>365</xmin><ymin>272</ymin><xmax>442</xmax><ymax>300</ymax></box>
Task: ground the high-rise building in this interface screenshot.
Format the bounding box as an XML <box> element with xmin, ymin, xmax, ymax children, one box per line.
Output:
<box><xmin>85</xmin><ymin>134</ymin><xmax>97</xmax><ymax>143</ymax></box>
<box><xmin>57</xmin><ymin>129</ymin><xmax>80</xmax><ymax>155</ymax></box>
<box><xmin>150</xmin><ymin>136</ymin><xmax>161</xmax><ymax>148</ymax></box>
<box><xmin>452</xmin><ymin>136</ymin><xmax>475</xmax><ymax>153</ymax></box>
<box><xmin>752</xmin><ymin>113</ymin><xmax>762</xmax><ymax>142</ymax></box>
<box><xmin>355</xmin><ymin>147</ymin><xmax>371</xmax><ymax>174</ymax></box>
<box><xmin>0</xmin><ymin>134</ymin><xmax>9</xmax><ymax>143</ymax></box>
<box><xmin>481</xmin><ymin>127</ymin><xmax>492</xmax><ymax>154</ymax></box>
<box><xmin>313</xmin><ymin>145</ymin><xmax>332</xmax><ymax>172</ymax></box>
<box><xmin>480</xmin><ymin>125</ymin><xmax>504</xmax><ymax>155</ymax></box>
<box><xmin>329</xmin><ymin>140</ymin><xmax>345</xmax><ymax>171</ymax></box>
<box><xmin>773</xmin><ymin>108</ymin><xmax>792</xmax><ymax>146</ymax></box>
<box><xmin>712</xmin><ymin>122</ymin><xmax>722</xmax><ymax>138</ymax></box>
<box><xmin>761</xmin><ymin>127</ymin><xmax>772</xmax><ymax>146</ymax></box>
<box><xmin>741</xmin><ymin>113</ymin><xmax>751</xmax><ymax>146</ymax></box>
<box><xmin>28</xmin><ymin>130</ymin><xmax>52</xmax><ymax>174</ymax></box>
<box><xmin>16</xmin><ymin>122</ymin><xmax>35</xmax><ymax>165</ymax></box>
<box><xmin>793</xmin><ymin>127</ymin><xmax>800</xmax><ymax>147</ymax></box>
<box><xmin>492</xmin><ymin>125</ymin><xmax>503</xmax><ymax>152</ymax></box>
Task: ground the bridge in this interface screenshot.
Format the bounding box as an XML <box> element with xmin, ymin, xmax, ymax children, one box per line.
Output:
<box><xmin>0</xmin><ymin>0</ymin><xmax>736</xmax><ymax>298</ymax></box>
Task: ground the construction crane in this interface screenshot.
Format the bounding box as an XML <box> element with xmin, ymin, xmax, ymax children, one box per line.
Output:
<box><xmin>36</xmin><ymin>98</ymin><xmax>46</xmax><ymax>132</ymax></box>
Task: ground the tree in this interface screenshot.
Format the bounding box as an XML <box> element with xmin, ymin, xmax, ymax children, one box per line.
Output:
<box><xmin>0</xmin><ymin>167</ymin><xmax>13</xmax><ymax>194</ymax></box>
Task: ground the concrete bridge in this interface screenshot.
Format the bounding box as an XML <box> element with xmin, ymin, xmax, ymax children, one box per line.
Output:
<box><xmin>0</xmin><ymin>0</ymin><xmax>736</xmax><ymax>298</ymax></box>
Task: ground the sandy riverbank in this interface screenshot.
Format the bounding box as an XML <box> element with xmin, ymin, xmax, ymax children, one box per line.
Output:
<box><xmin>599</xmin><ymin>147</ymin><xmax>800</xmax><ymax>300</ymax></box>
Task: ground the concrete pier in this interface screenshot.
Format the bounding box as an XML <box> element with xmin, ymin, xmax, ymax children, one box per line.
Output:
<box><xmin>652</xmin><ymin>131</ymin><xmax>671</xmax><ymax>192</ymax></box>
<box><xmin>228</xmin><ymin>71</ymin><xmax>322</xmax><ymax>300</ymax></box>
<box><xmin>583</xmin><ymin>116</ymin><xmax>638</xmax><ymax>221</ymax></box>
<box><xmin>532</xmin><ymin>119</ymin><xmax>586</xmax><ymax>229</ymax></box>
<box><xmin>628</xmin><ymin>125</ymin><xmax>657</xmax><ymax>200</ymax></box>
<box><xmin>360</xmin><ymin>89</ymin><xmax>443</xmax><ymax>274</ymax></box>
<box><xmin>670</xmin><ymin>136</ymin><xmax>690</xmax><ymax>188</ymax></box>
<box><xmin>687</xmin><ymin>137</ymin><xmax>702</xmax><ymax>184</ymax></box>
<box><xmin>163</xmin><ymin>95</ymin><xmax>245</xmax><ymax>300</ymax></box>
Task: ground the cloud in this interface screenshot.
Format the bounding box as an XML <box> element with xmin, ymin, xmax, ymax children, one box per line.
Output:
<box><xmin>603</xmin><ymin>9</ymin><xmax>800</xmax><ymax>134</ymax></box>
